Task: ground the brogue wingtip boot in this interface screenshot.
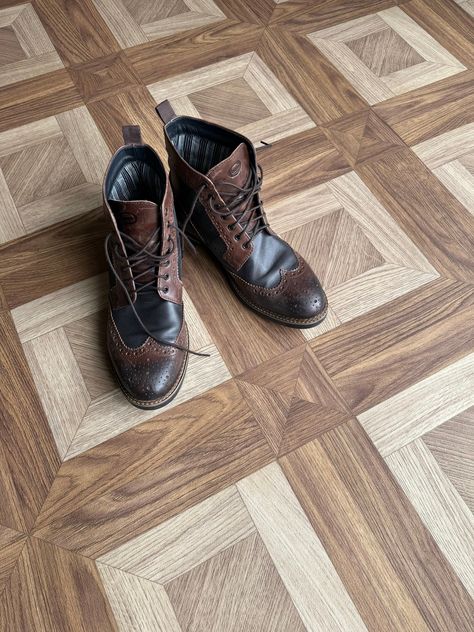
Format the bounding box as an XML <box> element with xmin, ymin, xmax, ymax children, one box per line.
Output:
<box><xmin>156</xmin><ymin>101</ymin><xmax>327</xmax><ymax>328</ymax></box>
<box><xmin>103</xmin><ymin>125</ymin><xmax>188</xmax><ymax>409</ymax></box>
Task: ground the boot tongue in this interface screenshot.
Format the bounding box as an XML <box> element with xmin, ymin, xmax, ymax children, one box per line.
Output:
<box><xmin>207</xmin><ymin>143</ymin><xmax>259</xmax><ymax>235</ymax></box>
<box><xmin>110</xmin><ymin>199</ymin><xmax>160</xmax><ymax>285</ymax></box>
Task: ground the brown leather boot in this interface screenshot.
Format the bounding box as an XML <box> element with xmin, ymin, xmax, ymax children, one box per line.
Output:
<box><xmin>103</xmin><ymin>125</ymin><xmax>188</xmax><ymax>409</ymax></box>
<box><xmin>156</xmin><ymin>101</ymin><xmax>327</xmax><ymax>328</ymax></box>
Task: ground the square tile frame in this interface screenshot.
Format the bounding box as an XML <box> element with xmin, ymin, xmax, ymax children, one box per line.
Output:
<box><xmin>308</xmin><ymin>6</ymin><xmax>466</xmax><ymax>105</ymax></box>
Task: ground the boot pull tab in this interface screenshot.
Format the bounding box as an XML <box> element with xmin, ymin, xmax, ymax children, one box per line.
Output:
<box><xmin>122</xmin><ymin>125</ymin><xmax>142</xmax><ymax>145</ymax></box>
<box><xmin>156</xmin><ymin>100</ymin><xmax>177</xmax><ymax>125</ymax></box>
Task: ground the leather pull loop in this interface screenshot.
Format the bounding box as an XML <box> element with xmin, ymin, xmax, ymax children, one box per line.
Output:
<box><xmin>156</xmin><ymin>100</ymin><xmax>177</xmax><ymax>125</ymax></box>
<box><xmin>122</xmin><ymin>125</ymin><xmax>142</xmax><ymax>145</ymax></box>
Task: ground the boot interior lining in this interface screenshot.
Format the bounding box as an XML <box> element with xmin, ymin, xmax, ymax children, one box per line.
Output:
<box><xmin>106</xmin><ymin>147</ymin><xmax>165</xmax><ymax>204</ymax></box>
<box><xmin>167</xmin><ymin>119</ymin><xmax>237</xmax><ymax>174</ymax></box>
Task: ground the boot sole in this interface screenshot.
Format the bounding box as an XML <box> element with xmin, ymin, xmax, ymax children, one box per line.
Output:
<box><xmin>110</xmin><ymin>327</ymin><xmax>189</xmax><ymax>410</ymax></box>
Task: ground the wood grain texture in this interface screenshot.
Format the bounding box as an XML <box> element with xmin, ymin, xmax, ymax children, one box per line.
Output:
<box><xmin>237</xmin><ymin>463</ymin><xmax>367</xmax><ymax>631</ymax></box>
<box><xmin>386</xmin><ymin>439</ymin><xmax>474</xmax><ymax>597</ymax></box>
<box><xmin>374</xmin><ymin>70</ymin><xmax>474</xmax><ymax>145</ymax></box>
<box><xmin>358</xmin><ymin>352</ymin><xmax>474</xmax><ymax>456</ymax></box>
<box><xmin>0</xmin><ymin>310</ymin><xmax>60</xmax><ymax>532</ymax></box>
<box><xmin>34</xmin><ymin>0</ymin><xmax>120</xmax><ymax>65</ymax></box>
<box><xmin>33</xmin><ymin>381</ymin><xmax>274</xmax><ymax>557</ymax></box>
<box><xmin>69</xmin><ymin>52</ymin><xmax>141</xmax><ymax>103</ymax></box>
<box><xmin>424</xmin><ymin>406</ymin><xmax>474</xmax><ymax>512</ymax></box>
<box><xmin>99</xmin><ymin>485</ymin><xmax>255</xmax><ymax>584</ymax></box>
<box><xmin>0</xmin><ymin>537</ymin><xmax>118</xmax><ymax>631</ymax></box>
<box><xmin>280</xmin><ymin>420</ymin><xmax>474</xmax><ymax>632</ymax></box>
<box><xmin>256</xmin><ymin>27</ymin><xmax>367</xmax><ymax>125</ymax></box>
<box><xmin>125</xmin><ymin>19</ymin><xmax>264</xmax><ymax>85</ymax></box>
<box><xmin>0</xmin><ymin>526</ymin><xmax>26</xmax><ymax>596</ymax></box>
<box><xmin>166</xmin><ymin>532</ymin><xmax>306</xmax><ymax>632</ymax></box>
<box><xmin>357</xmin><ymin>148</ymin><xmax>474</xmax><ymax>281</ymax></box>
<box><xmin>97</xmin><ymin>564</ymin><xmax>181</xmax><ymax>632</ymax></box>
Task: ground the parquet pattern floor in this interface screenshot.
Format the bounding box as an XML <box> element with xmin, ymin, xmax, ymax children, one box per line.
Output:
<box><xmin>0</xmin><ymin>1</ymin><xmax>472</xmax><ymax>630</ymax></box>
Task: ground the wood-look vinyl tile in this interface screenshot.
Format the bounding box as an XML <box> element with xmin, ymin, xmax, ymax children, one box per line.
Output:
<box><xmin>357</xmin><ymin>148</ymin><xmax>474</xmax><ymax>281</ymax></box>
<box><xmin>374</xmin><ymin>69</ymin><xmax>474</xmax><ymax>145</ymax></box>
<box><xmin>34</xmin><ymin>0</ymin><xmax>120</xmax><ymax>66</ymax></box>
<box><xmin>125</xmin><ymin>20</ymin><xmax>264</xmax><ymax>85</ymax></box>
<box><xmin>68</xmin><ymin>52</ymin><xmax>141</xmax><ymax>103</ymax></box>
<box><xmin>33</xmin><ymin>381</ymin><xmax>274</xmax><ymax>557</ymax></box>
<box><xmin>256</xmin><ymin>28</ymin><xmax>368</xmax><ymax>125</ymax></box>
<box><xmin>280</xmin><ymin>420</ymin><xmax>474</xmax><ymax>632</ymax></box>
<box><xmin>0</xmin><ymin>309</ymin><xmax>60</xmax><ymax>533</ymax></box>
<box><xmin>0</xmin><ymin>525</ymin><xmax>26</xmax><ymax>595</ymax></box>
<box><xmin>0</xmin><ymin>537</ymin><xmax>118</xmax><ymax>631</ymax></box>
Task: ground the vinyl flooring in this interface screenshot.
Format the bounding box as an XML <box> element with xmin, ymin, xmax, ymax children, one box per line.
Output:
<box><xmin>0</xmin><ymin>1</ymin><xmax>473</xmax><ymax>630</ymax></box>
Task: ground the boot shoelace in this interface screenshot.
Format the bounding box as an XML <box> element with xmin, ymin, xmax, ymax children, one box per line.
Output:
<box><xmin>184</xmin><ymin>164</ymin><xmax>268</xmax><ymax>246</ymax></box>
<box><xmin>105</xmin><ymin>225</ymin><xmax>208</xmax><ymax>357</ymax></box>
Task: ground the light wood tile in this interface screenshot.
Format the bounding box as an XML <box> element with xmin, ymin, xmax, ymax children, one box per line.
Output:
<box><xmin>147</xmin><ymin>52</ymin><xmax>315</xmax><ymax>146</ymax></box>
<box><xmin>23</xmin><ymin>328</ymin><xmax>90</xmax><ymax>460</ymax></box>
<box><xmin>424</xmin><ymin>406</ymin><xmax>474</xmax><ymax>512</ymax></box>
<box><xmin>386</xmin><ymin>439</ymin><xmax>474</xmax><ymax>597</ymax></box>
<box><xmin>238</xmin><ymin>463</ymin><xmax>367</xmax><ymax>632</ymax></box>
<box><xmin>0</xmin><ymin>3</ymin><xmax>63</xmax><ymax>89</ymax></box>
<box><xmin>308</xmin><ymin>6</ymin><xmax>466</xmax><ymax>105</ymax></box>
<box><xmin>97</xmin><ymin>564</ymin><xmax>182</xmax><ymax>632</ymax></box>
<box><xmin>166</xmin><ymin>532</ymin><xmax>306</xmax><ymax>632</ymax></box>
<box><xmin>359</xmin><ymin>353</ymin><xmax>474</xmax><ymax>456</ymax></box>
<box><xmin>92</xmin><ymin>0</ymin><xmax>225</xmax><ymax>48</ymax></box>
<box><xmin>99</xmin><ymin>485</ymin><xmax>254</xmax><ymax>584</ymax></box>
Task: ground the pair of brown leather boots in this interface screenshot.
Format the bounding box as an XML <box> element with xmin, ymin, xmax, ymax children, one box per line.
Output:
<box><xmin>103</xmin><ymin>101</ymin><xmax>327</xmax><ymax>409</ymax></box>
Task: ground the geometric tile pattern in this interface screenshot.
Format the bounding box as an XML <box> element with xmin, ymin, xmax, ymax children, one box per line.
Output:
<box><xmin>308</xmin><ymin>7</ymin><xmax>466</xmax><ymax>104</ymax></box>
<box><xmin>1</xmin><ymin>1</ymin><xmax>474</xmax><ymax>630</ymax></box>
<box><xmin>11</xmin><ymin>280</ymin><xmax>230</xmax><ymax>460</ymax></box>
<box><xmin>92</xmin><ymin>0</ymin><xmax>226</xmax><ymax>48</ymax></box>
<box><xmin>147</xmin><ymin>53</ymin><xmax>316</xmax><ymax>146</ymax></box>
<box><xmin>413</xmin><ymin>122</ymin><xmax>474</xmax><ymax>215</ymax></box>
<box><xmin>0</xmin><ymin>3</ymin><xmax>63</xmax><ymax>88</ymax></box>
<box><xmin>0</xmin><ymin>107</ymin><xmax>111</xmax><ymax>244</ymax></box>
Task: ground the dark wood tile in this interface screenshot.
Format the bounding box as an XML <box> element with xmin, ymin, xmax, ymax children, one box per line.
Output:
<box><xmin>269</xmin><ymin>0</ymin><xmax>397</xmax><ymax>32</ymax></box>
<box><xmin>0</xmin><ymin>537</ymin><xmax>117</xmax><ymax>631</ymax></box>
<box><xmin>280</xmin><ymin>420</ymin><xmax>474</xmax><ymax>632</ymax></box>
<box><xmin>215</xmin><ymin>0</ymin><xmax>274</xmax><ymax>25</ymax></box>
<box><xmin>69</xmin><ymin>52</ymin><xmax>141</xmax><ymax>103</ymax></box>
<box><xmin>125</xmin><ymin>20</ymin><xmax>264</xmax><ymax>85</ymax></box>
<box><xmin>357</xmin><ymin>148</ymin><xmax>474</xmax><ymax>281</ymax></box>
<box><xmin>0</xmin><ymin>526</ymin><xmax>26</xmax><ymax>595</ymax></box>
<box><xmin>312</xmin><ymin>277</ymin><xmax>474</xmax><ymax>377</ymax></box>
<box><xmin>374</xmin><ymin>70</ymin><xmax>474</xmax><ymax>145</ymax></box>
<box><xmin>0</xmin><ymin>310</ymin><xmax>60</xmax><ymax>532</ymax></box>
<box><xmin>0</xmin><ymin>208</ymin><xmax>108</xmax><ymax>309</ymax></box>
<box><xmin>0</xmin><ymin>69</ymin><xmax>82</xmax><ymax>133</ymax></box>
<box><xmin>316</xmin><ymin>293</ymin><xmax>474</xmax><ymax>413</ymax></box>
<box><xmin>256</xmin><ymin>28</ymin><xmax>368</xmax><ymax>125</ymax></box>
<box><xmin>87</xmin><ymin>87</ymin><xmax>167</xmax><ymax>154</ymax></box>
<box><xmin>322</xmin><ymin>110</ymin><xmax>405</xmax><ymax>167</ymax></box>
<box><xmin>33</xmin><ymin>381</ymin><xmax>274</xmax><ymax>557</ymax></box>
<box><xmin>258</xmin><ymin>127</ymin><xmax>351</xmax><ymax>203</ymax></box>
<box><xmin>34</xmin><ymin>0</ymin><xmax>120</xmax><ymax>66</ymax></box>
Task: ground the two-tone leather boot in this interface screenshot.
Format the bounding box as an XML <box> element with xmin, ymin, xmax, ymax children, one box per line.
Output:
<box><xmin>156</xmin><ymin>101</ymin><xmax>327</xmax><ymax>328</ymax></box>
<box><xmin>103</xmin><ymin>125</ymin><xmax>188</xmax><ymax>409</ymax></box>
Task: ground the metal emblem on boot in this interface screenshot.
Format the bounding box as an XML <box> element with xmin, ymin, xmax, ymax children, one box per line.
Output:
<box><xmin>156</xmin><ymin>101</ymin><xmax>328</xmax><ymax>328</ymax></box>
<box><xmin>103</xmin><ymin>125</ymin><xmax>189</xmax><ymax>409</ymax></box>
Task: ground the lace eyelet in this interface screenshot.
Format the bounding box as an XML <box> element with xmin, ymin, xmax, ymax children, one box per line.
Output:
<box><xmin>163</xmin><ymin>287</ymin><xmax>169</xmax><ymax>294</ymax></box>
<box><xmin>228</xmin><ymin>223</ymin><xmax>235</xmax><ymax>231</ymax></box>
<box><xmin>234</xmin><ymin>234</ymin><xmax>240</xmax><ymax>241</ymax></box>
<box><xmin>164</xmin><ymin>273</ymin><xmax>169</xmax><ymax>280</ymax></box>
<box><xmin>242</xmin><ymin>242</ymin><xmax>250</xmax><ymax>250</ymax></box>
<box><xmin>164</xmin><ymin>260</ymin><xmax>170</xmax><ymax>267</ymax></box>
